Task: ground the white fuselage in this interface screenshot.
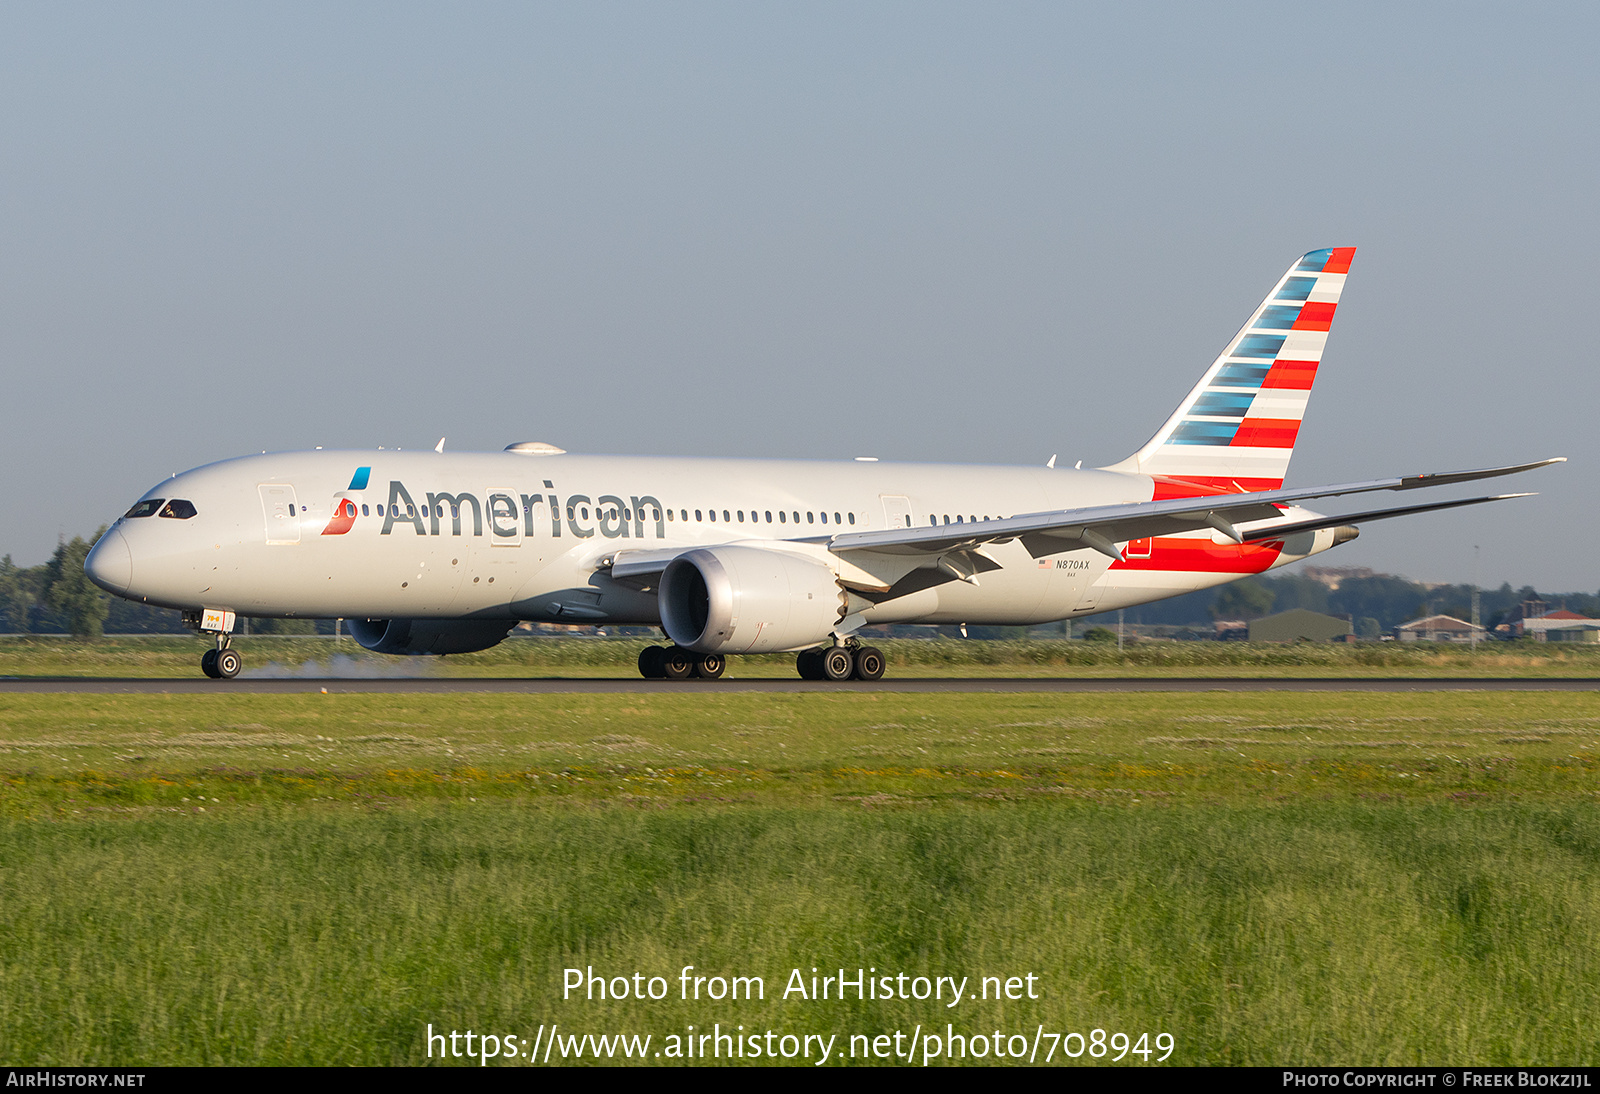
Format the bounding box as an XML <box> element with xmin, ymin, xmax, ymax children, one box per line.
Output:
<box><xmin>88</xmin><ymin>448</ymin><xmax>1337</xmax><ymax>628</ymax></box>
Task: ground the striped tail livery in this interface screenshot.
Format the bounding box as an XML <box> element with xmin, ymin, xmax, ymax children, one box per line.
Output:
<box><xmin>1108</xmin><ymin>246</ymin><xmax>1355</xmax><ymax>498</ymax></box>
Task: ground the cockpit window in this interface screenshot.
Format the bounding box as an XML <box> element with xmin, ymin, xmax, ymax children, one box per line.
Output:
<box><xmin>158</xmin><ymin>499</ymin><xmax>197</xmax><ymax>519</ymax></box>
<box><xmin>125</xmin><ymin>499</ymin><xmax>164</xmax><ymax>518</ymax></box>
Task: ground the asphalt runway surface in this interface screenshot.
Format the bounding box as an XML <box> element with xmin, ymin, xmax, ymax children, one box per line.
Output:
<box><xmin>4</xmin><ymin>677</ymin><xmax>1599</xmax><ymax>694</ymax></box>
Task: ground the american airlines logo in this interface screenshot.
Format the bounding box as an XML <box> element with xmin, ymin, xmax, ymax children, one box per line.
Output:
<box><xmin>356</xmin><ymin>480</ymin><xmax>665</xmax><ymax>540</ymax></box>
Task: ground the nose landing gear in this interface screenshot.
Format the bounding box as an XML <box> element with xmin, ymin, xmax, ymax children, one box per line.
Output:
<box><xmin>186</xmin><ymin>608</ymin><xmax>243</xmax><ymax>679</ymax></box>
<box><xmin>200</xmin><ymin>638</ymin><xmax>243</xmax><ymax>679</ymax></box>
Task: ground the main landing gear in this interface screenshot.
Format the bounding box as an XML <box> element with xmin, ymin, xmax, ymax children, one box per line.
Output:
<box><xmin>634</xmin><ymin>641</ymin><xmax>887</xmax><ymax>682</ymax></box>
<box><xmin>637</xmin><ymin>645</ymin><xmax>725</xmax><ymax>680</ymax></box>
<box><xmin>795</xmin><ymin>642</ymin><xmax>885</xmax><ymax>682</ymax></box>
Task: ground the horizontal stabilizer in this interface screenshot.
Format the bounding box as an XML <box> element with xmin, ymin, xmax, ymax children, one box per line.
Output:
<box><xmin>1240</xmin><ymin>493</ymin><xmax>1535</xmax><ymax>542</ymax></box>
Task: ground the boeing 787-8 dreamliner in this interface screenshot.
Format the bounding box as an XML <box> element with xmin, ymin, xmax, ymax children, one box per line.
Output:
<box><xmin>84</xmin><ymin>247</ymin><xmax>1560</xmax><ymax>680</ymax></box>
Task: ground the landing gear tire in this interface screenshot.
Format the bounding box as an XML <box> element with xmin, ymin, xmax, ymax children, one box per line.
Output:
<box><xmin>638</xmin><ymin>646</ymin><xmax>667</xmax><ymax>679</ymax></box>
<box><xmin>796</xmin><ymin>649</ymin><xmax>825</xmax><ymax>680</ymax></box>
<box><xmin>215</xmin><ymin>648</ymin><xmax>242</xmax><ymax>679</ymax></box>
<box><xmin>821</xmin><ymin>647</ymin><xmax>854</xmax><ymax>681</ymax></box>
<box><xmin>201</xmin><ymin>649</ymin><xmax>221</xmax><ymax>679</ymax></box>
<box><xmin>851</xmin><ymin>645</ymin><xmax>886</xmax><ymax>681</ymax></box>
<box><xmin>694</xmin><ymin>652</ymin><xmax>726</xmax><ymax>680</ymax></box>
<box><xmin>661</xmin><ymin>646</ymin><xmax>696</xmax><ymax>681</ymax></box>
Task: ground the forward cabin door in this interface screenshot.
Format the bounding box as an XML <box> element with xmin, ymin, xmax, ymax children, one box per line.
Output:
<box><xmin>259</xmin><ymin>484</ymin><xmax>300</xmax><ymax>545</ymax></box>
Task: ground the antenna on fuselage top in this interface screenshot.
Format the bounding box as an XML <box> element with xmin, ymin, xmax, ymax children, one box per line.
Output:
<box><xmin>435</xmin><ymin>437</ymin><xmax>446</xmax><ymax>453</ymax></box>
<box><xmin>1046</xmin><ymin>454</ymin><xmax>1057</xmax><ymax>469</ymax></box>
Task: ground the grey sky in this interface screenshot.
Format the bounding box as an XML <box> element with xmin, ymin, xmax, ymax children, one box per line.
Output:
<box><xmin>3</xmin><ymin>2</ymin><xmax>1594</xmax><ymax>590</ymax></box>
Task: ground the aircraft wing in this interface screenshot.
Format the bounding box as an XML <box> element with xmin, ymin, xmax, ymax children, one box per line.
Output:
<box><xmin>825</xmin><ymin>457</ymin><xmax>1562</xmax><ymax>561</ymax></box>
<box><xmin>597</xmin><ymin>458</ymin><xmax>1560</xmax><ymax>581</ymax></box>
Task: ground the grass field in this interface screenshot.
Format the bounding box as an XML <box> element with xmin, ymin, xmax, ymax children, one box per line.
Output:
<box><xmin>2</xmin><ymin>689</ymin><xmax>1598</xmax><ymax>1065</ymax></box>
<box><xmin>6</xmin><ymin>633</ymin><xmax>1600</xmax><ymax>678</ymax></box>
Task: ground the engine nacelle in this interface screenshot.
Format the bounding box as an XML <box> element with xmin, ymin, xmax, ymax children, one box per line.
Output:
<box><xmin>347</xmin><ymin>618</ymin><xmax>514</xmax><ymax>656</ymax></box>
<box><xmin>659</xmin><ymin>546</ymin><xmax>846</xmax><ymax>654</ymax></box>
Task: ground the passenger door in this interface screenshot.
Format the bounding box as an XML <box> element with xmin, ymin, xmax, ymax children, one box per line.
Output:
<box><xmin>258</xmin><ymin>484</ymin><xmax>300</xmax><ymax>545</ymax></box>
<box><xmin>880</xmin><ymin>494</ymin><xmax>914</xmax><ymax>530</ymax></box>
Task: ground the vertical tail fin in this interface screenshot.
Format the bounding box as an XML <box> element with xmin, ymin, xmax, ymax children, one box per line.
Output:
<box><xmin>1106</xmin><ymin>247</ymin><xmax>1355</xmax><ymax>494</ymax></box>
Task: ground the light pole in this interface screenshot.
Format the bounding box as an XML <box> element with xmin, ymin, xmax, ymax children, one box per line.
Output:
<box><xmin>1471</xmin><ymin>545</ymin><xmax>1481</xmax><ymax>651</ymax></box>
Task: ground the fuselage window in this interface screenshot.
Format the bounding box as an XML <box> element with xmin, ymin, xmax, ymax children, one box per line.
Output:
<box><xmin>835</xmin><ymin>512</ymin><xmax>843</xmax><ymax>524</ymax></box>
<box><xmin>709</xmin><ymin>510</ymin><xmax>716</xmax><ymax>522</ymax></box>
<box><xmin>847</xmin><ymin>513</ymin><xmax>855</xmax><ymax>525</ymax></box>
<box><xmin>377</xmin><ymin>505</ymin><xmax>385</xmax><ymax>516</ymax></box>
<box><xmin>361</xmin><ymin>504</ymin><xmax>369</xmax><ymax>517</ymax></box>
<box><xmin>737</xmin><ymin>510</ymin><xmax>744</xmax><ymax>522</ymax></box>
<box><xmin>778</xmin><ymin>511</ymin><xmax>786</xmax><ymax>523</ymax></box>
<box><xmin>124</xmin><ymin>499</ymin><xmax>164</xmax><ymax>518</ymax></box>
<box><xmin>807</xmin><ymin>512</ymin><xmax>814</xmax><ymax>523</ymax></box>
<box><xmin>652</xmin><ymin>508</ymin><xmax>660</xmax><ymax>521</ymax></box>
<box><xmin>450</xmin><ymin>505</ymin><xmax>459</xmax><ymax>518</ymax></box>
<box><xmin>567</xmin><ymin>506</ymin><xmax>575</xmax><ymax>519</ymax></box>
<box><xmin>956</xmin><ymin>515</ymin><xmax>963</xmax><ymax>523</ymax></box>
<box><xmin>792</xmin><ymin>511</ymin><xmax>800</xmax><ymax>523</ymax></box>
<box><xmin>820</xmin><ymin>512</ymin><xmax>827</xmax><ymax>524</ymax></box>
<box><xmin>665</xmin><ymin>509</ymin><xmax>673</xmax><ymax>522</ymax></box>
<box><xmin>681</xmin><ymin>510</ymin><xmax>689</xmax><ymax>521</ymax></box>
<box><xmin>723</xmin><ymin>510</ymin><xmax>730</xmax><ymax>522</ymax></box>
<box><xmin>406</xmin><ymin>505</ymin><xmax>416</xmax><ymax>518</ymax></box>
<box><xmin>582</xmin><ymin>507</ymin><xmax>590</xmax><ymax>520</ymax></box>
<box><xmin>695</xmin><ymin>510</ymin><xmax>703</xmax><ymax>521</ymax></box>
<box><xmin>158</xmin><ymin>499</ymin><xmax>197</xmax><ymax>519</ymax></box>
<box><xmin>929</xmin><ymin>516</ymin><xmax>937</xmax><ymax>526</ymax></box>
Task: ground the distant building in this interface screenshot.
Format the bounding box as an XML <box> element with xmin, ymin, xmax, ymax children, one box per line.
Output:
<box><xmin>1248</xmin><ymin>609</ymin><xmax>1354</xmax><ymax>644</ymax></box>
<box><xmin>1495</xmin><ymin>598</ymin><xmax>1552</xmax><ymax>637</ymax></box>
<box><xmin>1396</xmin><ymin>614</ymin><xmax>1485</xmax><ymax>643</ymax></box>
<box><xmin>1213</xmin><ymin>619</ymin><xmax>1250</xmax><ymax>642</ymax></box>
<box><xmin>1522</xmin><ymin>610</ymin><xmax>1600</xmax><ymax>642</ymax></box>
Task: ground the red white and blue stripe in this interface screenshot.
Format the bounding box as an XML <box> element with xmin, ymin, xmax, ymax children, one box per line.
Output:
<box><xmin>1114</xmin><ymin>247</ymin><xmax>1354</xmax><ymax>495</ymax></box>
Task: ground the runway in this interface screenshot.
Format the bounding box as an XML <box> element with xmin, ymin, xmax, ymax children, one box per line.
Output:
<box><xmin>4</xmin><ymin>676</ymin><xmax>1599</xmax><ymax>694</ymax></box>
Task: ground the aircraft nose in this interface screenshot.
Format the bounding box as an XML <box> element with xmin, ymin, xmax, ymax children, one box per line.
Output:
<box><xmin>84</xmin><ymin>528</ymin><xmax>132</xmax><ymax>594</ymax></box>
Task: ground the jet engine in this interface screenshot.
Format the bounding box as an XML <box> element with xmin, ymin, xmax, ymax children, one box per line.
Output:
<box><xmin>347</xmin><ymin>618</ymin><xmax>515</xmax><ymax>655</ymax></box>
<box><xmin>659</xmin><ymin>546</ymin><xmax>846</xmax><ymax>654</ymax></box>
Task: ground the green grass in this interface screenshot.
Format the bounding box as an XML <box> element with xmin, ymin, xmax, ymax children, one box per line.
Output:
<box><xmin>2</xmin><ymin>806</ymin><xmax>1597</xmax><ymax>1065</ymax></box>
<box><xmin>5</xmin><ymin>633</ymin><xmax>1600</xmax><ymax>678</ymax></box>
<box><xmin>1</xmin><ymin>691</ymin><xmax>1598</xmax><ymax>1065</ymax></box>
